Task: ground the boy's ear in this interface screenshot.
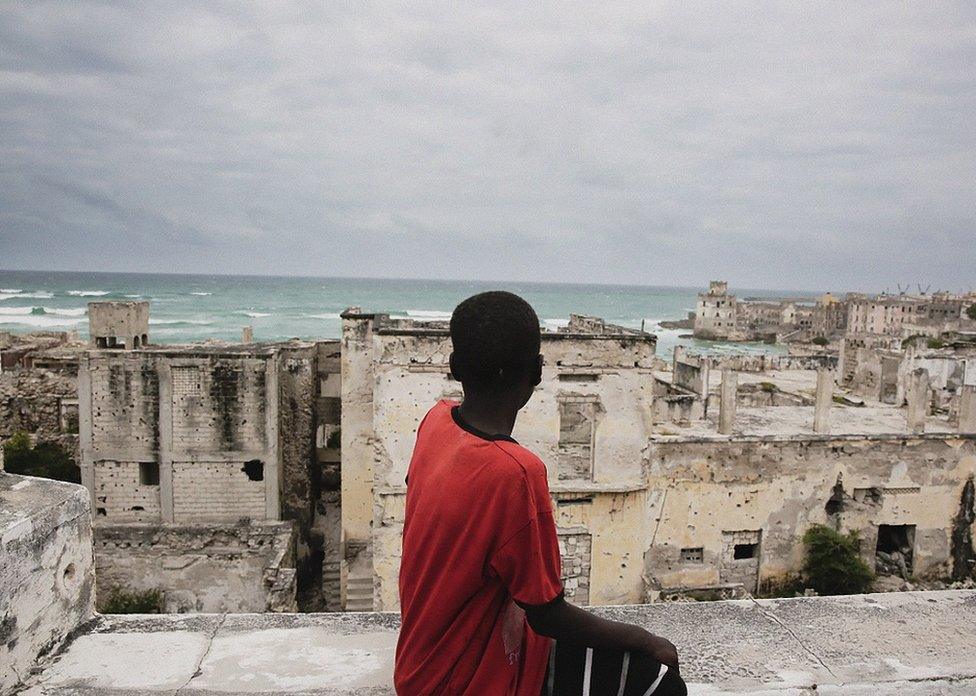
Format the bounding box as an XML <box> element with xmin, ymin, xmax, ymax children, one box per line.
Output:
<box><xmin>449</xmin><ymin>352</ymin><xmax>460</xmax><ymax>382</ymax></box>
<box><xmin>532</xmin><ymin>354</ymin><xmax>543</xmax><ymax>386</ymax></box>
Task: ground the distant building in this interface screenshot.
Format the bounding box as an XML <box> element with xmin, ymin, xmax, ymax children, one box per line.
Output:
<box><xmin>692</xmin><ymin>282</ymin><xmax>846</xmax><ymax>343</ymax></box>
<box><xmin>694</xmin><ymin>281</ymin><xmax>737</xmax><ymax>340</ymax></box>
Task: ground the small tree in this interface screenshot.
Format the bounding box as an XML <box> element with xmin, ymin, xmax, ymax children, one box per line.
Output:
<box><xmin>802</xmin><ymin>524</ymin><xmax>874</xmax><ymax>595</ymax></box>
<box><xmin>967</xmin><ymin>304</ymin><xmax>976</xmax><ymax>322</ymax></box>
<box><xmin>812</xmin><ymin>336</ymin><xmax>829</xmax><ymax>347</ymax></box>
<box><xmin>3</xmin><ymin>431</ymin><xmax>80</xmax><ymax>483</ymax></box>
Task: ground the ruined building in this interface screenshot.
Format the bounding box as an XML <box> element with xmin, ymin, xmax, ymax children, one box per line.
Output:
<box><xmin>8</xmin><ymin>296</ymin><xmax>976</xmax><ymax>616</ymax></box>
<box><xmin>340</xmin><ymin>308</ymin><xmax>976</xmax><ymax>608</ymax></box>
<box><xmin>693</xmin><ymin>281</ymin><xmax>848</xmax><ymax>343</ymax></box>
<box><xmin>0</xmin><ymin>331</ymin><xmax>84</xmax><ymax>466</ymax></box>
<box><xmin>339</xmin><ymin>310</ymin><xmax>659</xmax><ymax>610</ymax></box>
<box><xmin>73</xmin><ymin>303</ymin><xmax>343</xmax><ymax>612</ymax></box>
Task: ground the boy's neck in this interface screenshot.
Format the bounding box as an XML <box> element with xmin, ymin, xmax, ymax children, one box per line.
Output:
<box><xmin>457</xmin><ymin>390</ymin><xmax>520</xmax><ymax>437</ymax></box>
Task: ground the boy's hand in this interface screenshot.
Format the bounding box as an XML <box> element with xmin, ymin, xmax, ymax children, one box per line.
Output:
<box><xmin>640</xmin><ymin>633</ymin><xmax>679</xmax><ymax>668</ymax></box>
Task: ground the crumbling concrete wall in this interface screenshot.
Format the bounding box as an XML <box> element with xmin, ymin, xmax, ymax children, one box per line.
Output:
<box><xmin>277</xmin><ymin>345</ymin><xmax>318</xmax><ymax>526</ymax></box>
<box><xmin>79</xmin><ymin>343</ymin><xmax>319</xmax><ymax>612</ymax></box>
<box><xmin>705</xmin><ymin>353</ymin><xmax>837</xmax><ymax>373</ymax></box>
<box><xmin>93</xmin><ymin>521</ymin><xmax>297</xmax><ymax>613</ymax></box>
<box><xmin>644</xmin><ymin>434</ymin><xmax>976</xmax><ymax>592</ymax></box>
<box><xmin>898</xmin><ymin>351</ymin><xmax>973</xmax><ymax>411</ymax></box>
<box><xmin>81</xmin><ymin>349</ymin><xmax>293</xmax><ymax>524</ymax></box>
<box><xmin>672</xmin><ymin>346</ymin><xmax>709</xmax><ymax>398</ymax></box>
<box><xmin>0</xmin><ymin>356</ymin><xmax>80</xmax><ymax>462</ymax></box>
<box><xmin>1</xmin><ymin>473</ymin><xmax>94</xmax><ymax>693</ymax></box>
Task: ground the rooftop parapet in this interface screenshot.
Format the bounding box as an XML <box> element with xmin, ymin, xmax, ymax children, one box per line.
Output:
<box><xmin>18</xmin><ymin>591</ymin><xmax>976</xmax><ymax>694</ymax></box>
<box><xmin>706</xmin><ymin>280</ymin><xmax>729</xmax><ymax>295</ymax></box>
<box><xmin>1</xmin><ymin>473</ymin><xmax>94</xmax><ymax>693</ymax></box>
<box><xmin>342</xmin><ymin>307</ymin><xmax>656</xmax><ymax>343</ymax></box>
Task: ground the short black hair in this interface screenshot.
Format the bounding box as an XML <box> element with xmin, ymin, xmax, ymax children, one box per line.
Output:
<box><xmin>450</xmin><ymin>291</ymin><xmax>541</xmax><ymax>388</ymax></box>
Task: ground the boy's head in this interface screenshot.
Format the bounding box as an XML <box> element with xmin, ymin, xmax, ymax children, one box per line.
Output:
<box><xmin>449</xmin><ymin>291</ymin><xmax>542</xmax><ymax>398</ymax></box>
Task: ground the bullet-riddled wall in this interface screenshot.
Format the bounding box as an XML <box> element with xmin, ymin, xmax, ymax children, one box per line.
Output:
<box><xmin>340</xmin><ymin>313</ymin><xmax>658</xmax><ymax>610</ymax></box>
<box><xmin>78</xmin><ymin>342</ymin><xmax>318</xmax><ymax>612</ymax></box>
<box><xmin>644</xmin><ymin>434</ymin><xmax>976</xmax><ymax>594</ymax></box>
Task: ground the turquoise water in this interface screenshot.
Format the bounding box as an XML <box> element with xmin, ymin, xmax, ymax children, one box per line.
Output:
<box><xmin>0</xmin><ymin>270</ymin><xmax>798</xmax><ymax>357</ymax></box>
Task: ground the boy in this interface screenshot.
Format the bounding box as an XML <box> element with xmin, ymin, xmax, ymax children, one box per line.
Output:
<box><xmin>395</xmin><ymin>291</ymin><xmax>686</xmax><ymax>696</ymax></box>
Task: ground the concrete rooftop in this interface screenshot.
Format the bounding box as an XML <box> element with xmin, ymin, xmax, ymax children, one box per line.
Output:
<box><xmin>21</xmin><ymin>590</ymin><xmax>976</xmax><ymax>695</ymax></box>
<box><xmin>667</xmin><ymin>404</ymin><xmax>957</xmax><ymax>439</ymax></box>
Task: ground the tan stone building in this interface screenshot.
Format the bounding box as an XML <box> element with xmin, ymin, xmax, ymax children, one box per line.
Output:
<box><xmin>339</xmin><ymin>311</ymin><xmax>659</xmax><ymax>610</ymax></box>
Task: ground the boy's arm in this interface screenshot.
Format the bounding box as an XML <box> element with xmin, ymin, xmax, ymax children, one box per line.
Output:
<box><xmin>520</xmin><ymin>596</ymin><xmax>679</xmax><ymax>668</ymax></box>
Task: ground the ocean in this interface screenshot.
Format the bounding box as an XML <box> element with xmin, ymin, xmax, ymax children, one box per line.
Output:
<box><xmin>0</xmin><ymin>270</ymin><xmax>801</xmax><ymax>358</ymax></box>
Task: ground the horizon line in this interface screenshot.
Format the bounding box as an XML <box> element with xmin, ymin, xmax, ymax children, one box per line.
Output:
<box><xmin>0</xmin><ymin>267</ymin><xmax>851</xmax><ymax>297</ymax></box>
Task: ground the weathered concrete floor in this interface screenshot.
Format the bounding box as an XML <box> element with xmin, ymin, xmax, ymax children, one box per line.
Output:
<box><xmin>21</xmin><ymin>591</ymin><xmax>976</xmax><ymax>695</ymax></box>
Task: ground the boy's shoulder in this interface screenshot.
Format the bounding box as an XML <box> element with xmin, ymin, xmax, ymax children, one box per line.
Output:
<box><xmin>427</xmin><ymin>399</ymin><xmax>549</xmax><ymax>483</ymax></box>
<box><xmin>489</xmin><ymin>438</ymin><xmax>549</xmax><ymax>486</ymax></box>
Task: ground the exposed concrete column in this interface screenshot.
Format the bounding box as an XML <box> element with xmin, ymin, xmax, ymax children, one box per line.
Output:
<box><xmin>157</xmin><ymin>363</ymin><xmax>175</xmax><ymax>522</ymax></box>
<box><xmin>907</xmin><ymin>368</ymin><xmax>930</xmax><ymax>434</ymax></box>
<box><xmin>340</xmin><ymin>309</ymin><xmax>378</xmax><ymax>611</ymax></box>
<box><xmin>242</xmin><ymin>326</ymin><xmax>253</xmax><ymax>344</ymax></box>
<box><xmin>671</xmin><ymin>345</ymin><xmax>684</xmax><ymax>387</ymax></box>
<box><xmin>813</xmin><ymin>369</ymin><xmax>834</xmax><ymax>434</ymax></box>
<box><xmin>959</xmin><ymin>385</ymin><xmax>976</xmax><ymax>434</ymax></box>
<box><xmin>699</xmin><ymin>359</ymin><xmax>711</xmax><ymax>400</ymax></box>
<box><xmin>718</xmin><ymin>369</ymin><xmax>737</xmax><ymax>434</ymax></box>
<box><xmin>77</xmin><ymin>353</ymin><xmax>96</xmax><ymax>510</ymax></box>
<box><xmin>265</xmin><ymin>354</ymin><xmax>281</xmax><ymax>521</ymax></box>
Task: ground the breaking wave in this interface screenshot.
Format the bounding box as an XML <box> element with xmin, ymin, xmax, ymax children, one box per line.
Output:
<box><xmin>1</xmin><ymin>306</ymin><xmax>88</xmax><ymax>317</ymax></box>
<box><xmin>66</xmin><ymin>290</ymin><xmax>109</xmax><ymax>297</ymax></box>
<box><xmin>307</xmin><ymin>313</ymin><xmax>341</xmax><ymax>319</ymax></box>
<box><xmin>149</xmin><ymin>319</ymin><xmax>214</xmax><ymax>326</ymax></box>
<box><xmin>0</xmin><ymin>291</ymin><xmax>55</xmax><ymax>301</ymax></box>
<box><xmin>190</xmin><ymin>292</ymin><xmax>212</xmax><ymax>296</ymax></box>
<box><xmin>239</xmin><ymin>311</ymin><xmax>271</xmax><ymax>318</ymax></box>
<box><xmin>0</xmin><ymin>313</ymin><xmax>86</xmax><ymax>327</ymax></box>
<box><xmin>405</xmin><ymin>309</ymin><xmax>452</xmax><ymax>320</ymax></box>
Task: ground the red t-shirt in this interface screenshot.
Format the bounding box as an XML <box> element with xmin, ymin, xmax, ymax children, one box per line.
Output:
<box><xmin>395</xmin><ymin>400</ymin><xmax>563</xmax><ymax>695</ymax></box>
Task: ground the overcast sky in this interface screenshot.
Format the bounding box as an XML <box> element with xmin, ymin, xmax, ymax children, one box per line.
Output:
<box><xmin>1</xmin><ymin>2</ymin><xmax>974</xmax><ymax>292</ymax></box>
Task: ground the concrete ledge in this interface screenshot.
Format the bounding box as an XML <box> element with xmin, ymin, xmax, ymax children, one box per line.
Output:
<box><xmin>1</xmin><ymin>473</ymin><xmax>95</xmax><ymax>694</ymax></box>
<box><xmin>21</xmin><ymin>591</ymin><xmax>976</xmax><ymax>694</ymax></box>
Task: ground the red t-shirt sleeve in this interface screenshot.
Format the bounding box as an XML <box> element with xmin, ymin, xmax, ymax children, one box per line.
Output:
<box><xmin>488</xmin><ymin>453</ymin><xmax>563</xmax><ymax>606</ymax></box>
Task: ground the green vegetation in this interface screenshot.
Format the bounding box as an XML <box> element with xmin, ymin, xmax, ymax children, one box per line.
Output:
<box><xmin>326</xmin><ymin>427</ymin><xmax>341</xmax><ymax>449</ymax></box>
<box><xmin>758</xmin><ymin>381</ymin><xmax>777</xmax><ymax>393</ymax></box>
<box><xmin>98</xmin><ymin>588</ymin><xmax>164</xmax><ymax>614</ymax></box>
<box><xmin>2</xmin><ymin>431</ymin><xmax>79</xmax><ymax>483</ymax></box>
<box><xmin>811</xmin><ymin>336</ymin><xmax>829</xmax><ymax>346</ymax></box>
<box><xmin>901</xmin><ymin>335</ymin><xmax>926</xmax><ymax>349</ymax></box>
<box><xmin>756</xmin><ymin>573</ymin><xmax>804</xmax><ymax>599</ymax></box>
<box><xmin>967</xmin><ymin>304</ymin><xmax>976</xmax><ymax>321</ymax></box>
<box><xmin>802</xmin><ymin>524</ymin><xmax>874</xmax><ymax>595</ymax></box>
<box><xmin>927</xmin><ymin>338</ymin><xmax>946</xmax><ymax>349</ymax></box>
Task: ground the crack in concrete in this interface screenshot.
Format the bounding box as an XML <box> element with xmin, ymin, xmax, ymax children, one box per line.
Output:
<box><xmin>10</xmin><ymin>662</ymin><xmax>25</xmax><ymax>691</ymax></box>
<box><xmin>173</xmin><ymin>613</ymin><xmax>226</xmax><ymax>696</ymax></box>
<box><xmin>748</xmin><ymin>597</ymin><xmax>841</xmax><ymax>684</ymax></box>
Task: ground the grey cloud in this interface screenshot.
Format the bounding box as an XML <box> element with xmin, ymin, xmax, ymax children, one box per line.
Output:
<box><xmin>1</xmin><ymin>1</ymin><xmax>975</xmax><ymax>291</ymax></box>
